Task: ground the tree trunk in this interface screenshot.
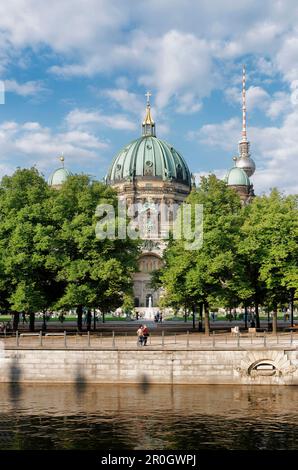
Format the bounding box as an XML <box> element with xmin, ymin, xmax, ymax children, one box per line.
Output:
<box><xmin>77</xmin><ymin>304</ymin><xmax>83</xmax><ymax>331</ymax></box>
<box><xmin>93</xmin><ymin>308</ymin><xmax>96</xmax><ymax>331</ymax></box>
<box><xmin>272</xmin><ymin>303</ymin><xmax>277</xmax><ymax>334</ymax></box>
<box><xmin>29</xmin><ymin>312</ymin><xmax>35</xmax><ymax>332</ymax></box>
<box><xmin>184</xmin><ymin>305</ymin><xmax>187</xmax><ymax>323</ymax></box>
<box><xmin>86</xmin><ymin>308</ymin><xmax>92</xmax><ymax>332</ymax></box>
<box><xmin>244</xmin><ymin>305</ymin><xmax>248</xmax><ymax>329</ymax></box>
<box><xmin>192</xmin><ymin>307</ymin><xmax>195</xmax><ymax>330</ymax></box>
<box><xmin>290</xmin><ymin>288</ymin><xmax>295</xmax><ymax>327</ymax></box>
<box><xmin>13</xmin><ymin>312</ymin><xmax>19</xmax><ymax>332</ymax></box>
<box><xmin>204</xmin><ymin>302</ymin><xmax>210</xmax><ymax>336</ymax></box>
<box><xmin>42</xmin><ymin>311</ymin><xmax>47</xmax><ymax>331</ymax></box>
<box><xmin>198</xmin><ymin>302</ymin><xmax>203</xmax><ymax>332</ymax></box>
<box><xmin>102</xmin><ymin>310</ymin><xmax>105</xmax><ymax>323</ymax></box>
<box><xmin>229</xmin><ymin>307</ymin><xmax>232</xmax><ymax>321</ymax></box>
<box><xmin>255</xmin><ymin>301</ymin><xmax>260</xmax><ymax>329</ymax></box>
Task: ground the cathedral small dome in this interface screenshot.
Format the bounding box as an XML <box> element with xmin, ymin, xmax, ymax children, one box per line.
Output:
<box><xmin>107</xmin><ymin>136</ymin><xmax>191</xmax><ymax>187</ymax></box>
<box><xmin>48</xmin><ymin>167</ymin><xmax>70</xmax><ymax>186</ymax></box>
<box><xmin>225</xmin><ymin>167</ymin><xmax>250</xmax><ymax>186</ymax></box>
<box><xmin>48</xmin><ymin>156</ymin><xmax>71</xmax><ymax>187</ymax></box>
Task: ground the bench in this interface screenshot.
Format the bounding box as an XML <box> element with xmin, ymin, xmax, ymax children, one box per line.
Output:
<box><xmin>287</xmin><ymin>325</ymin><xmax>298</xmax><ymax>331</ymax></box>
<box><xmin>45</xmin><ymin>333</ymin><xmax>65</xmax><ymax>336</ymax></box>
<box><xmin>20</xmin><ymin>333</ymin><xmax>39</xmax><ymax>337</ymax></box>
<box><xmin>231</xmin><ymin>326</ymin><xmax>239</xmax><ymax>335</ymax></box>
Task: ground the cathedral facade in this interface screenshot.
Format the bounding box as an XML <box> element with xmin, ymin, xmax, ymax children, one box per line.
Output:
<box><xmin>106</xmin><ymin>95</ymin><xmax>192</xmax><ymax>310</ymax></box>
<box><xmin>48</xmin><ymin>67</ymin><xmax>256</xmax><ymax>312</ymax></box>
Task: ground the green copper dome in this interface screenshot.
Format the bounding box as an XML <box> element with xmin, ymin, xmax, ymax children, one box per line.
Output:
<box><xmin>107</xmin><ymin>95</ymin><xmax>191</xmax><ymax>187</ymax></box>
<box><xmin>107</xmin><ymin>136</ymin><xmax>191</xmax><ymax>187</ymax></box>
<box><xmin>225</xmin><ymin>167</ymin><xmax>250</xmax><ymax>186</ymax></box>
<box><xmin>48</xmin><ymin>167</ymin><xmax>71</xmax><ymax>187</ymax></box>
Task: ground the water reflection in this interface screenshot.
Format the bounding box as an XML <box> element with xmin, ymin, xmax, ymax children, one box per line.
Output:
<box><xmin>0</xmin><ymin>383</ymin><xmax>297</xmax><ymax>450</ymax></box>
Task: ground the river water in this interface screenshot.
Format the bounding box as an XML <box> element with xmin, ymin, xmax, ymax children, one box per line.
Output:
<box><xmin>0</xmin><ymin>383</ymin><xmax>297</xmax><ymax>450</ymax></box>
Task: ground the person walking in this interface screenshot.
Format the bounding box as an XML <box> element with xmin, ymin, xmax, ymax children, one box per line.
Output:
<box><xmin>137</xmin><ymin>325</ymin><xmax>144</xmax><ymax>346</ymax></box>
<box><xmin>142</xmin><ymin>324</ymin><xmax>150</xmax><ymax>346</ymax></box>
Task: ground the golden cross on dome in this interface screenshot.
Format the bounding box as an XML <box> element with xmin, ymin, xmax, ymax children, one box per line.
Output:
<box><xmin>145</xmin><ymin>91</ymin><xmax>152</xmax><ymax>106</ymax></box>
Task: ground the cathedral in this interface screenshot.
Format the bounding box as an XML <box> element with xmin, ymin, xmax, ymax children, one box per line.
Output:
<box><xmin>48</xmin><ymin>67</ymin><xmax>256</xmax><ymax>314</ymax></box>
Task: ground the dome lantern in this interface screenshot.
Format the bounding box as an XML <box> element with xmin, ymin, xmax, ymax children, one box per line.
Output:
<box><xmin>142</xmin><ymin>91</ymin><xmax>156</xmax><ymax>137</ymax></box>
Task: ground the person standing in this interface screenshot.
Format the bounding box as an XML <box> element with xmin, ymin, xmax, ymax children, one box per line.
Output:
<box><xmin>137</xmin><ymin>325</ymin><xmax>144</xmax><ymax>346</ymax></box>
<box><xmin>142</xmin><ymin>324</ymin><xmax>149</xmax><ymax>346</ymax></box>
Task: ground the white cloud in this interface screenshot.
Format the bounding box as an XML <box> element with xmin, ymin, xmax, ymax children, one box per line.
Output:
<box><xmin>246</xmin><ymin>86</ymin><xmax>270</xmax><ymax>112</ymax></box>
<box><xmin>276</xmin><ymin>35</ymin><xmax>298</xmax><ymax>83</ymax></box>
<box><xmin>53</xmin><ymin>29</ymin><xmax>214</xmax><ymax>111</ymax></box>
<box><xmin>1</xmin><ymin>0</ymin><xmax>298</xmax><ymax>116</ymax></box>
<box><xmin>4</xmin><ymin>79</ymin><xmax>46</xmax><ymax>97</ymax></box>
<box><xmin>1</xmin><ymin>0</ymin><xmax>298</xmax><ymax>194</ymax></box>
<box><xmin>0</xmin><ymin>162</ymin><xmax>15</xmax><ymax>178</ymax></box>
<box><xmin>0</xmin><ymin>118</ymin><xmax>109</xmax><ymax>178</ymax></box>
<box><xmin>191</xmin><ymin>109</ymin><xmax>298</xmax><ymax>194</ymax></box>
<box><xmin>266</xmin><ymin>91</ymin><xmax>292</xmax><ymax>119</ymax></box>
<box><xmin>22</xmin><ymin>122</ymin><xmax>42</xmax><ymax>130</ymax></box>
<box><xmin>225</xmin><ymin>85</ymin><xmax>269</xmax><ymax>112</ymax></box>
<box><xmin>225</xmin><ymin>84</ymin><xmax>292</xmax><ymax>121</ymax></box>
<box><xmin>137</xmin><ymin>30</ymin><xmax>214</xmax><ymax>109</ymax></box>
<box><xmin>176</xmin><ymin>93</ymin><xmax>202</xmax><ymax>114</ymax></box>
<box><xmin>190</xmin><ymin>118</ymin><xmax>240</xmax><ymax>152</ymax></box>
<box><xmin>100</xmin><ymin>88</ymin><xmax>173</xmax><ymax>135</ymax></box>
<box><xmin>102</xmin><ymin>89</ymin><xmax>143</xmax><ymax>115</ymax></box>
<box><xmin>65</xmin><ymin>108</ymin><xmax>136</xmax><ymax>131</ymax></box>
<box><xmin>0</xmin><ymin>0</ymin><xmax>126</xmax><ymax>52</ymax></box>
<box><xmin>256</xmin><ymin>57</ymin><xmax>275</xmax><ymax>77</ymax></box>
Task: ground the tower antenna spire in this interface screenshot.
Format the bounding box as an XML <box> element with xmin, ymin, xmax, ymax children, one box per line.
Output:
<box><xmin>242</xmin><ymin>64</ymin><xmax>247</xmax><ymax>142</ymax></box>
<box><xmin>233</xmin><ymin>64</ymin><xmax>256</xmax><ymax>177</ymax></box>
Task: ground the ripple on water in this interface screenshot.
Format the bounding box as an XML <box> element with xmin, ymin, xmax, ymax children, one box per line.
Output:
<box><xmin>0</xmin><ymin>383</ymin><xmax>297</xmax><ymax>450</ymax></box>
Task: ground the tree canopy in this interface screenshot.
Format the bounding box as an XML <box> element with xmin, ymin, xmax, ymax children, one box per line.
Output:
<box><xmin>0</xmin><ymin>169</ymin><xmax>139</xmax><ymax>330</ymax></box>
<box><xmin>155</xmin><ymin>176</ymin><xmax>298</xmax><ymax>333</ymax></box>
<box><xmin>0</xmin><ymin>169</ymin><xmax>297</xmax><ymax>333</ymax></box>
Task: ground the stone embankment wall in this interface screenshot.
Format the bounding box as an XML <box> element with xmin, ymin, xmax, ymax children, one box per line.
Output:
<box><xmin>0</xmin><ymin>347</ymin><xmax>297</xmax><ymax>385</ymax></box>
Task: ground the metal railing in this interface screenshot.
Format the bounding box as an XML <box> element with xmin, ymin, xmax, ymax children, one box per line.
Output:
<box><xmin>1</xmin><ymin>329</ymin><xmax>297</xmax><ymax>350</ymax></box>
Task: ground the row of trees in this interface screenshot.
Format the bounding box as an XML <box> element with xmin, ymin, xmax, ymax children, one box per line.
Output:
<box><xmin>0</xmin><ymin>168</ymin><xmax>139</xmax><ymax>331</ymax></box>
<box><xmin>154</xmin><ymin>176</ymin><xmax>298</xmax><ymax>334</ymax></box>
<box><xmin>0</xmin><ymin>169</ymin><xmax>297</xmax><ymax>334</ymax></box>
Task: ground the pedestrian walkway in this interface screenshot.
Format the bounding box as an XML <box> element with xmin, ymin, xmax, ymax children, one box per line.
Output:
<box><xmin>1</xmin><ymin>330</ymin><xmax>297</xmax><ymax>350</ymax></box>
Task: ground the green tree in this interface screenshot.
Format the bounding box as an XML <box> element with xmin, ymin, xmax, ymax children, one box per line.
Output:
<box><xmin>0</xmin><ymin>168</ymin><xmax>62</xmax><ymax>331</ymax></box>
<box><xmin>50</xmin><ymin>175</ymin><xmax>139</xmax><ymax>330</ymax></box>
<box><xmin>240</xmin><ymin>190</ymin><xmax>298</xmax><ymax>332</ymax></box>
<box><xmin>158</xmin><ymin>175</ymin><xmax>244</xmax><ymax>334</ymax></box>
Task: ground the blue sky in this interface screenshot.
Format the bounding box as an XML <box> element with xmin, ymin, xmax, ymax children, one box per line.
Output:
<box><xmin>1</xmin><ymin>0</ymin><xmax>298</xmax><ymax>193</ymax></box>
